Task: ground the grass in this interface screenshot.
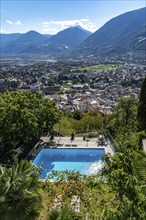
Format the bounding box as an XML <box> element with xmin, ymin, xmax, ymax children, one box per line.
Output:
<box><xmin>78</xmin><ymin>64</ymin><xmax>120</xmax><ymax>72</ymax></box>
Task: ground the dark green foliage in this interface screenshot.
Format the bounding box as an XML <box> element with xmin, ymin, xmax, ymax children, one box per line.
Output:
<box><xmin>72</xmin><ymin>110</ymin><xmax>83</xmax><ymax>120</ymax></box>
<box><xmin>138</xmin><ymin>77</ymin><xmax>146</xmax><ymax>131</ymax></box>
<box><xmin>113</xmin><ymin>131</ymin><xmax>146</xmax><ymax>151</ymax></box>
<box><xmin>54</xmin><ymin>108</ymin><xmax>103</xmax><ymax>136</ymax></box>
<box><xmin>48</xmin><ymin>205</ymin><xmax>82</xmax><ymax>220</ymax></box>
<box><xmin>109</xmin><ymin>97</ymin><xmax>138</xmax><ymax>145</ymax></box>
<box><xmin>0</xmin><ymin>91</ymin><xmax>61</xmax><ymax>163</ymax></box>
<box><xmin>0</xmin><ymin>159</ymin><xmax>43</xmax><ymax>220</ymax></box>
<box><xmin>47</xmin><ymin>170</ymin><xmax>85</xmax><ymax>182</ymax></box>
<box><xmin>102</xmin><ymin>150</ymin><xmax>146</xmax><ymax>219</ymax></box>
<box><xmin>99</xmin><ymin>90</ymin><xmax>146</xmax><ymax>218</ymax></box>
<box><xmin>45</xmin><ymin>148</ymin><xmax>146</xmax><ymax>219</ymax></box>
<box><xmin>114</xmin><ymin>97</ymin><xmax>138</xmax><ymax>128</ymax></box>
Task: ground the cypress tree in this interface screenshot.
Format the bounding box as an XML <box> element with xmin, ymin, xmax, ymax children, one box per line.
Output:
<box><xmin>138</xmin><ymin>77</ymin><xmax>146</xmax><ymax>131</ymax></box>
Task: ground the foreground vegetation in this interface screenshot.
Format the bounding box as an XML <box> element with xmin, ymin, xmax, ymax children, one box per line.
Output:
<box><xmin>1</xmin><ymin>148</ymin><xmax>146</xmax><ymax>220</ymax></box>
<box><xmin>44</xmin><ymin>148</ymin><xmax>146</xmax><ymax>219</ymax></box>
<box><xmin>0</xmin><ymin>77</ymin><xmax>146</xmax><ymax>219</ymax></box>
<box><xmin>54</xmin><ymin>109</ymin><xmax>104</xmax><ymax>136</ymax></box>
<box><xmin>0</xmin><ymin>160</ymin><xmax>43</xmax><ymax>220</ymax></box>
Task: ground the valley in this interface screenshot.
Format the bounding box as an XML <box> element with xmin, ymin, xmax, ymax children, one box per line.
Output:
<box><xmin>0</xmin><ymin>59</ymin><xmax>146</xmax><ymax>115</ymax></box>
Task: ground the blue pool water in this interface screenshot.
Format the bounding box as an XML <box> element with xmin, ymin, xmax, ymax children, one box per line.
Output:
<box><xmin>33</xmin><ymin>148</ymin><xmax>105</xmax><ymax>179</ymax></box>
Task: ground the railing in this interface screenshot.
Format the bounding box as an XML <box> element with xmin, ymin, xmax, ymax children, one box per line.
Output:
<box><xmin>103</xmin><ymin>129</ymin><xmax>119</xmax><ymax>152</ymax></box>
<box><xmin>107</xmin><ymin>138</ymin><xmax>116</xmax><ymax>153</ymax></box>
<box><xmin>25</xmin><ymin>141</ymin><xmax>45</xmax><ymax>161</ymax></box>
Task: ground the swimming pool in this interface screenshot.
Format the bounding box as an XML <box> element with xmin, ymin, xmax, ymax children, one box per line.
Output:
<box><xmin>33</xmin><ymin>148</ymin><xmax>105</xmax><ymax>179</ymax></box>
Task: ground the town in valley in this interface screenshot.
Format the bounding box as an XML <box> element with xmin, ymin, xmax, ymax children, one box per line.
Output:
<box><xmin>0</xmin><ymin>59</ymin><xmax>146</xmax><ymax>115</ymax></box>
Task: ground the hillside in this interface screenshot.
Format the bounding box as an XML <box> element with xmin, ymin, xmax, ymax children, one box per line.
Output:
<box><xmin>77</xmin><ymin>7</ymin><xmax>146</xmax><ymax>61</ymax></box>
<box><xmin>0</xmin><ymin>33</ymin><xmax>22</xmax><ymax>46</ymax></box>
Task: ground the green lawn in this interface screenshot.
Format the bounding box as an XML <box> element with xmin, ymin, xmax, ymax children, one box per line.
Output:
<box><xmin>78</xmin><ymin>64</ymin><xmax>120</xmax><ymax>72</ymax></box>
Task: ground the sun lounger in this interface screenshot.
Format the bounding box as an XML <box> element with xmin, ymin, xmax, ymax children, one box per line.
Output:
<box><xmin>65</xmin><ymin>144</ymin><xmax>71</xmax><ymax>147</ymax></box>
<box><xmin>72</xmin><ymin>144</ymin><xmax>77</xmax><ymax>147</ymax></box>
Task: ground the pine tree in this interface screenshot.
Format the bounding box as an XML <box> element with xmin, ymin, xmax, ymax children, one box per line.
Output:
<box><xmin>138</xmin><ymin>77</ymin><xmax>146</xmax><ymax>131</ymax></box>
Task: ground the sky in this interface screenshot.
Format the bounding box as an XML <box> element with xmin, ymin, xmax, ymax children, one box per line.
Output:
<box><xmin>0</xmin><ymin>0</ymin><xmax>145</xmax><ymax>34</ymax></box>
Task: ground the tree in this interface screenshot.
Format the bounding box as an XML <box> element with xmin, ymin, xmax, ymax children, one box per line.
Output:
<box><xmin>102</xmin><ymin>149</ymin><xmax>146</xmax><ymax>219</ymax></box>
<box><xmin>0</xmin><ymin>159</ymin><xmax>43</xmax><ymax>220</ymax></box>
<box><xmin>114</xmin><ymin>97</ymin><xmax>138</xmax><ymax>128</ymax></box>
<box><xmin>138</xmin><ymin>77</ymin><xmax>146</xmax><ymax>131</ymax></box>
<box><xmin>72</xmin><ymin>110</ymin><xmax>83</xmax><ymax>120</ymax></box>
<box><xmin>0</xmin><ymin>91</ymin><xmax>61</xmax><ymax>163</ymax></box>
<box><xmin>109</xmin><ymin>97</ymin><xmax>138</xmax><ymax>140</ymax></box>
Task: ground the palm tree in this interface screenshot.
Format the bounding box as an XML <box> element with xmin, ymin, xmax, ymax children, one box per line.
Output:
<box><xmin>0</xmin><ymin>159</ymin><xmax>43</xmax><ymax>220</ymax></box>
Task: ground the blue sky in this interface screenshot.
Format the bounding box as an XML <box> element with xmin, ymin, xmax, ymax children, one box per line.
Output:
<box><xmin>1</xmin><ymin>0</ymin><xmax>145</xmax><ymax>34</ymax></box>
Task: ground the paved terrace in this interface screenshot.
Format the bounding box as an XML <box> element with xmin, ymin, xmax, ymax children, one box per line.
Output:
<box><xmin>40</xmin><ymin>136</ymin><xmax>114</xmax><ymax>155</ymax></box>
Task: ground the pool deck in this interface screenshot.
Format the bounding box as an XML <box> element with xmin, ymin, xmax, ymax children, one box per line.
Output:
<box><xmin>40</xmin><ymin>136</ymin><xmax>114</xmax><ymax>155</ymax></box>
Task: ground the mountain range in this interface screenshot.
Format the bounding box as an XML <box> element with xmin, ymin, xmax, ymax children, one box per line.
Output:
<box><xmin>0</xmin><ymin>26</ymin><xmax>91</xmax><ymax>55</ymax></box>
<box><xmin>0</xmin><ymin>7</ymin><xmax>145</xmax><ymax>61</ymax></box>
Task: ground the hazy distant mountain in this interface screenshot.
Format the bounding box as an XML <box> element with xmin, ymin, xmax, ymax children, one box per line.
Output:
<box><xmin>13</xmin><ymin>30</ymin><xmax>46</xmax><ymax>44</ymax></box>
<box><xmin>0</xmin><ymin>26</ymin><xmax>91</xmax><ymax>55</ymax></box>
<box><xmin>0</xmin><ymin>33</ymin><xmax>22</xmax><ymax>46</ymax></box>
<box><xmin>75</xmin><ymin>25</ymin><xmax>92</xmax><ymax>36</ymax></box>
<box><xmin>0</xmin><ymin>30</ymin><xmax>52</xmax><ymax>55</ymax></box>
<box><xmin>45</xmin><ymin>26</ymin><xmax>91</xmax><ymax>48</ymax></box>
<box><xmin>28</xmin><ymin>26</ymin><xmax>92</xmax><ymax>54</ymax></box>
<box><xmin>43</xmin><ymin>34</ymin><xmax>53</xmax><ymax>40</ymax></box>
<box><xmin>77</xmin><ymin>7</ymin><xmax>146</xmax><ymax>59</ymax></box>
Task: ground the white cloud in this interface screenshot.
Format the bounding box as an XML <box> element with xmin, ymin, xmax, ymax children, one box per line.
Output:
<box><xmin>83</xmin><ymin>21</ymin><xmax>99</xmax><ymax>32</ymax></box>
<box><xmin>41</xmin><ymin>18</ymin><xmax>99</xmax><ymax>34</ymax></box>
<box><xmin>6</xmin><ymin>20</ymin><xmax>22</xmax><ymax>26</ymax></box>
<box><xmin>80</xmin><ymin>18</ymin><xmax>90</xmax><ymax>22</ymax></box>
<box><xmin>0</xmin><ymin>29</ymin><xmax>7</xmax><ymax>33</ymax></box>
<box><xmin>6</xmin><ymin>20</ymin><xmax>13</xmax><ymax>25</ymax></box>
<box><xmin>42</xmin><ymin>21</ymin><xmax>50</xmax><ymax>27</ymax></box>
<box><xmin>15</xmin><ymin>20</ymin><xmax>22</xmax><ymax>25</ymax></box>
<box><xmin>49</xmin><ymin>19</ymin><xmax>82</xmax><ymax>28</ymax></box>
